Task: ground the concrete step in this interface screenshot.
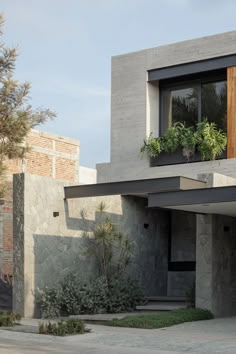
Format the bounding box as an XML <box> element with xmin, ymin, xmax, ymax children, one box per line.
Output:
<box><xmin>145</xmin><ymin>296</ymin><xmax>186</xmax><ymax>303</ymax></box>
<box><xmin>136</xmin><ymin>303</ymin><xmax>186</xmax><ymax>311</ymax></box>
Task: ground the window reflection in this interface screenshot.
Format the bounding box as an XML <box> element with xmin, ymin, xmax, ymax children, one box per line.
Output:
<box><xmin>162</xmin><ymin>87</ymin><xmax>198</xmax><ymax>133</ymax></box>
<box><xmin>161</xmin><ymin>80</ymin><xmax>226</xmax><ymax>134</ymax></box>
<box><xmin>201</xmin><ymin>81</ymin><xmax>226</xmax><ymax>130</ymax></box>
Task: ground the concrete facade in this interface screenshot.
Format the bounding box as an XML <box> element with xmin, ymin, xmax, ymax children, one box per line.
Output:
<box><xmin>196</xmin><ymin>214</ymin><xmax>236</xmax><ymax>317</ymax></box>
<box><xmin>94</xmin><ymin>32</ymin><xmax>236</xmax><ymax>316</ymax></box>
<box><xmin>97</xmin><ymin>31</ymin><xmax>236</xmax><ymax>183</ymax></box>
<box><xmin>12</xmin><ymin>31</ymin><xmax>236</xmax><ymax>318</ymax></box>
<box><xmin>13</xmin><ymin>173</ymin><xmax>171</xmax><ymax>317</ymax></box>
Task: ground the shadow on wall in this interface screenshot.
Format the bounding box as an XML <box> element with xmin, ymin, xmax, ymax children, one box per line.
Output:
<box><xmin>33</xmin><ymin>233</ymin><xmax>95</xmax><ymax>317</ymax></box>
<box><xmin>65</xmin><ymin>195</ymin><xmax>170</xmax><ymax>297</ymax></box>
<box><xmin>33</xmin><ymin>196</ymin><xmax>170</xmax><ymax>316</ymax></box>
<box><xmin>64</xmin><ymin>199</ymin><xmax>122</xmax><ymax>231</ymax></box>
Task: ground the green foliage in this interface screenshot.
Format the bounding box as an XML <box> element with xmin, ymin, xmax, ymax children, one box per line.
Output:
<box><xmin>107</xmin><ymin>277</ymin><xmax>144</xmax><ymax>313</ymax></box>
<box><xmin>82</xmin><ymin>202</ymin><xmax>135</xmax><ymax>282</ymax></box>
<box><xmin>196</xmin><ymin>120</ymin><xmax>227</xmax><ymax>160</ymax></box>
<box><xmin>37</xmin><ymin>275</ymin><xmax>144</xmax><ymax>318</ymax></box>
<box><xmin>37</xmin><ymin>286</ymin><xmax>63</xmax><ymax>318</ymax></box>
<box><xmin>39</xmin><ymin>319</ymin><xmax>87</xmax><ymax>336</ymax></box>
<box><xmin>140</xmin><ymin>133</ymin><xmax>162</xmax><ymax>157</ymax></box>
<box><xmin>141</xmin><ymin>120</ymin><xmax>226</xmax><ymax>161</ymax></box>
<box><xmin>110</xmin><ymin>308</ymin><xmax>214</xmax><ymax>329</ymax></box>
<box><xmin>0</xmin><ymin>312</ymin><xmax>21</xmax><ymax>327</ymax></box>
<box><xmin>37</xmin><ymin>203</ymin><xmax>144</xmax><ymax>318</ymax></box>
<box><xmin>161</xmin><ymin>122</ymin><xmax>183</xmax><ymax>153</ymax></box>
<box><xmin>0</xmin><ymin>15</ymin><xmax>55</xmax><ymax>195</ymax></box>
<box><xmin>179</xmin><ymin>125</ymin><xmax>198</xmax><ymax>160</ymax></box>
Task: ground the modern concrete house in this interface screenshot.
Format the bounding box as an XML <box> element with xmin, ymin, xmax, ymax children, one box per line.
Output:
<box><xmin>13</xmin><ymin>31</ymin><xmax>236</xmax><ymax>317</ymax></box>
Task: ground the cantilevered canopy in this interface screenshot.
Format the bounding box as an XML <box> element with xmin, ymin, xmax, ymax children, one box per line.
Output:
<box><xmin>64</xmin><ymin>176</ymin><xmax>236</xmax><ymax>216</ymax></box>
<box><xmin>64</xmin><ymin>176</ymin><xmax>205</xmax><ymax>199</ymax></box>
<box><xmin>149</xmin><ymin>185</ymin><xmax>236</xmax><ymax>217</ymax></box>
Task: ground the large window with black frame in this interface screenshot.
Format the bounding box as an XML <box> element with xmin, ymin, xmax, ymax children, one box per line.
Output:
<box><xmin>160</xmin><ymin>74</ymin><xmax>226</xmax><ymax>135</ymax></box>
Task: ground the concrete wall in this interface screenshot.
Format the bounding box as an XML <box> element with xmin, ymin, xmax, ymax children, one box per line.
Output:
<box><xmin>13</xmin><ymin>173</ymin><xmax>169</xmax><ymax>317</ymax></box>
<box><xmin>196</xmin><ymin>214</ymin><xmax>236</xmax><ymax>317</ymax></box>
<box><xmin>79</xmin><ymin>166</ymin><xmax>97</xmax><ymax>185</ymax></box>
<box><xmin>97</xmin><ymin>31</ymin><xmax>236</xmax><ymax>183</ymax></box>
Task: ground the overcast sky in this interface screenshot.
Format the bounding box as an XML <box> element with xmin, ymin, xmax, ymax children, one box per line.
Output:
<box><xmin>1</xmin><ymin>0</ymin><xmax>236</xmax><ymax>167</ymax></box>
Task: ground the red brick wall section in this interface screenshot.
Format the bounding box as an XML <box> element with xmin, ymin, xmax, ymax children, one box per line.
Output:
<box><xmin>55</xmin><ymin>157</ymin><xmax>76</xmax><ymax>181</ymax></box>
<box><xmin>4</xmin><ymin>159</ymin><xmax>22</xmax><ymax>175</ymax></box>
<box><xmin>25</xmin><ymin>151</ymin><xmax>53</xmax><ymax>177</ymax></box>
<box><xmin>1</xmin><ymin>129</ymin><xmax>80</xmax><ymax>277</ymax></box>
<box><xmin>26</xmin><ymin>131</ymin><xmax>53</xmax><ymax>150</ymax></box>
<box><xmin>55</xmin><ymin>140</ymin><xmax>77</xmax><ymax>155</ymax></box>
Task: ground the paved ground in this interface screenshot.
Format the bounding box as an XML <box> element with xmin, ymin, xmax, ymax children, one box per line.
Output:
<box><xmin>0</xmin><ymin>317</ymin><xmax>236</xmax><ymax>354</ymax></box>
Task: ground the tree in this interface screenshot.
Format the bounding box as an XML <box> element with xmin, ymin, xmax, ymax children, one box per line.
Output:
<box><xmin>0</xmin><ymin>15</ymin><xmax>55</xmax><ymax>196</ymax></box>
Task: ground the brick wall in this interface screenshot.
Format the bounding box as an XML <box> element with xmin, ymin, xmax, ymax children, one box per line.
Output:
<box><xmin>0</xmin><ymin>129</ymin><xmax>80</xmax><ymax>278</ymax></box>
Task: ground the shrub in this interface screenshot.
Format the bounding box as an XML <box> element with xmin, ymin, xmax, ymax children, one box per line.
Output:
<box><xmin>107</xmin><ymin>277</ymin><xmax>144</xmax><ymax>313</ymax></box>
<box><xmin>37</xmin><ymin>286</ymin><xmax>63</xmax><ymax>319</ymax></box>
<box><xmin>39</xmin><ymin>319</ymin><xmax>87</xmax><ymax>336</ymax></box>
<box><xmin>0</xmin><ymin>312</ymin><xmax>21</xmax><ymax>327</ymax></box>
<box><xmin>37</xmin><ymin>275</ymin><xmax>144</xmax><ymax>318</ymax></box>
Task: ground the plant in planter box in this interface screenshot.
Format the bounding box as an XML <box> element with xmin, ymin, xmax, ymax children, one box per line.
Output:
<box><xmin>196</xmin><ymin>120</ymin><xmax>227</xmax><ymax>160</ymax></box>
<box><xmin>140</xmin><ymin>133</ymin><xmax>162</xmax><ymax>157</ymax></box>
<box><xmin>161</xmin><ymin>122</ymin><xmax>182</xmax><ymax>153</ymax></box>
<box><xmin>141</xmin><ymin>123</ymin><xmax>183</xmax><ymax>158</ymax></box>
<box><xmin>179</xmin><ymin>125</ymin><xmax>198</xmax><ymax>161</ymax></box>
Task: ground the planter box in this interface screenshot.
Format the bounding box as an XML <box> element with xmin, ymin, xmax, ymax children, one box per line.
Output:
<box><xmin>150</xmin><ymin>148</ymin><xmax>227</xmax><ymax>167</ymax></box>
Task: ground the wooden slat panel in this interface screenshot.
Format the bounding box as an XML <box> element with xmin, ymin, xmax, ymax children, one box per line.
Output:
<box><xmin>227</xmin><ymin>66</ymin><xmax>236</xmax><ymax>158</ymax></box>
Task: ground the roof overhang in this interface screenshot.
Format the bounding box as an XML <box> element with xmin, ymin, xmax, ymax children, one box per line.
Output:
<box><xmin>64</xmin><ymin>177</ymin><xmax>236</xmax><ymax>217</ymax></box>
<box><xmin>148</xmin><ymin>54</ymin><xmax>236</xmax><ymax>82</ymax></box>
<box><xmin>148</xmin><ymin>185</ymin><xmax>236</xmax><ymax>217</ymax></box>
<box><xmin>64</xmin><ymin>176</ymin><xmax>206</xmax><ymax>199</ymax></box>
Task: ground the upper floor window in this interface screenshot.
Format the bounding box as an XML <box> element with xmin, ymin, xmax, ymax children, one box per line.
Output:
<box><xmin>160</xmin><ymin>75</ymin><xmax>227</xmax><ymax>135</ymax></box>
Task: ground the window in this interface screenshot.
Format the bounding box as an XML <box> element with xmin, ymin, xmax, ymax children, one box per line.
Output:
<box><xmin>160</xmin><ymin>74</ymin><xmax>227</xmax><ymax>134</ymax></box>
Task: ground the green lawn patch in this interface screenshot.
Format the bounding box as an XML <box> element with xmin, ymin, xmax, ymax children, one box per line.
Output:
<box><xmin>0</xmin><ymin>312</ymin><xmax>21</xmax><ymax>327</ymax></box>
<box><xmin>110</xmin><ymin>308</ymin><xmax>214</xmax><ymax>329</ymax></box>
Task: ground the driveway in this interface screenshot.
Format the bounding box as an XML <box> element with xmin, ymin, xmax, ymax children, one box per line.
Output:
<box><xmin>0</xmin><ymin>317</ymin><xmax>235</xmax><ymax>354</ymax></box>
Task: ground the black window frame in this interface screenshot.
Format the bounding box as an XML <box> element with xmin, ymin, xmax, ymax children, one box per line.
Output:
<box><xmin>159</xmin><ymin>70</ymin><xmax>227</xmax><ymax>135</ymax></box>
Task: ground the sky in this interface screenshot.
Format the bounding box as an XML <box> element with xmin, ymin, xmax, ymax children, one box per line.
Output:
<box><xmin>1</xmin><ymin>0</ymin><xmax>236</xmax><ymax>167</ymax></box>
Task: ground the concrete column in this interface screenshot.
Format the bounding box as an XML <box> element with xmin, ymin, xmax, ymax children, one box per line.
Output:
<box><xmin>13</xmin><ymin>174</ymin><xmax>25</xmax><ymax>315</ymax></box>
<box><xmin>196</xmin><ymin>214</ymin><xmax>213</xmax><ymax>312</ymax></box>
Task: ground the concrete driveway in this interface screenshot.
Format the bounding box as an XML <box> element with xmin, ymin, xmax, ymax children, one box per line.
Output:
<box><xmin>0</xmin><ymin>317</ymin><xmax>235</xmax><ymax>354</ymax></box>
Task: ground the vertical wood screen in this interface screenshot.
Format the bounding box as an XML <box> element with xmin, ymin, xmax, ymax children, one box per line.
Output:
<box><xmin>227</xmin><ymin>66</ymin><xmax>236</xmax><ymax>158</ymax></box>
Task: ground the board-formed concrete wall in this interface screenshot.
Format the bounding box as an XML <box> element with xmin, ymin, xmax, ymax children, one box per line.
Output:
<box><xmin>13</xmin><ymin>173</ymin><xmax>169</xmax><ymax>317</ymax></box>
<box><xmin>196</xmin><ymin>214</ymin><xmax>236</xmax><ymax>317</ymax></box>
<box><xmin>97</xmin><ymin>31</ymin><xmax>236</xmax><ymax>183</ymax></box>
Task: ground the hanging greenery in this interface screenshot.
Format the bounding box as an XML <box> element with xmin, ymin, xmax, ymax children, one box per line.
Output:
<box><xmin>141</xmin><ymin>120</ymin><xmax>227</xmax><ymax>162</ymax></box>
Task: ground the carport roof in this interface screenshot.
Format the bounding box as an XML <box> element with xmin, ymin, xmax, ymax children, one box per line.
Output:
<box><xmin>148</xmin><ymin>185</ymin><xmax>236</xmax><ymax>217</ymax></box>
<box><xmin>64</xmin><ymin>176</ymin><xmax>236</xmax><ymax>217</ymax></box>
<box><xmin>64</xmin><ymin>176</ymin><xmax>206</xmax><ymax>199</ymax></box>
